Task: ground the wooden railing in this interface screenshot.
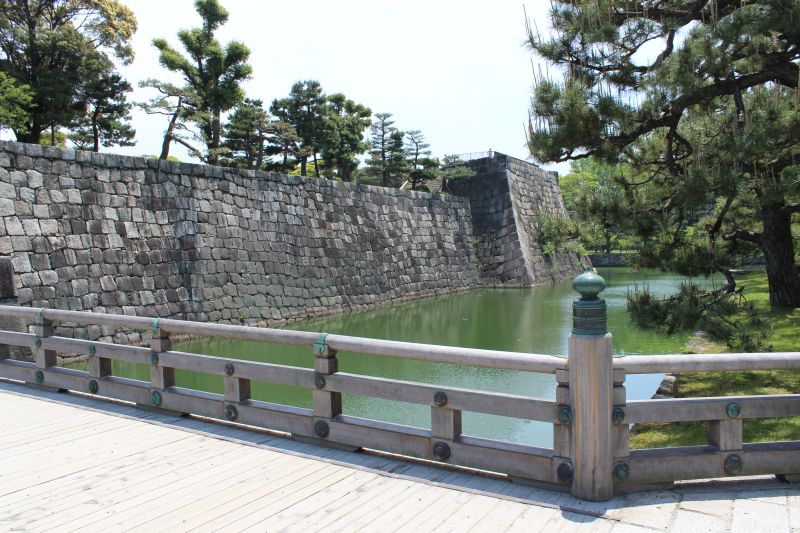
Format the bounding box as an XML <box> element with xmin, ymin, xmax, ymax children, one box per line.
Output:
<box><xmin>614</xmin><ymin>352</ymin><xmax>800</xmax><ymax>489</ymax></box>
<box><xmin>0</xmin><ymin>270</ymin><xmax>798</xmax><ymax>501</ymax></box>
<box><xmin>0</xmin><ymin>305</ymin><xmax>567</xmax><ymax>489</ymax></box>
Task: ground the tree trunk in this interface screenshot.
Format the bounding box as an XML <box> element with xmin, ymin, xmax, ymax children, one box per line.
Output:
<box><xmin>209</xmin><ymin>110</ymin><xmax>221</xmax><ymax>165</ymax></box>
<box><xmin>255</xmin><ymin>138</ymin><xmax>265</xmax><ymax>170</ymax></box>
<box><xmin>160</xmin><ymin>96</ymin><xmax>183</xmax><ymax>160</ymax></box>
<box><xmin>14</xmin><ymin>127</ymin><xmax>41</xmax><ymax>144</ymax></box>
<box><xmin>160</xmin><ymin>134</ymin><xmax>172</xmax><ymax>160</ymax></box>
<box><xmin>300</xmin><ymin>157</ymin><xmax>307</xmax><ymax>176</ymax></box>
<box><xmin>341</xmin><ymin>160</ymin><xmax>352</xmax><ymax>182</ymax></box>
<box><xmin>760</xmin><ymin>202</ymin><xmax>800</xmax><ymax>307</ymax></box>
<box><xmin>92</xmin><ymin>112</ymin><xmax>100</xmax><ymax>152</ymax></box>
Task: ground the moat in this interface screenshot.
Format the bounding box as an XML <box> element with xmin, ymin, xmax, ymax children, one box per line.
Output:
<box><xmin>98</xmin><ymin>267</ymin><xmax>716</xmax><ymax>448</ymax></box>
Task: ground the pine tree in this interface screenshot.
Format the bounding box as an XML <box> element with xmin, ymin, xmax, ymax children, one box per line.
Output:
<box><xmin>152</xmin><ymin>0</ymin><xmax>251</xmax><ymax>164</ymax></box>
<box><xmin>69</xmin><ymin>55</ymin><xmax>135</xmax><ymax>152</ymax></box>
<box><xmin>270</xmin><ymin>81</ymin><xmax>329</xmax><ymax>177</ymax></box>
<box><xmin>364</xmin><ymin>113</ymin><xmax>396</xmax><ymax>187</ymax></box>
<box><xmin>137</xmin><ymin>80</ymin><xmax>200</xmax><ymax>160</ymax></box>
<box><xmin>404</xmin><ymin>130</ymin><xmax>437</xmax><ymax>191</ymax></box>
<box><xmin>323</xmin><ymin>93</ymin><xmax>371</xmax><ymax>182</ymax></box>
<box><xmin>221</xmin><ymin>99</ymin><xmax>270</xmax><ymax>170</ymax></box>
<box><xmin>527</xmin><ymin>0</ymin><xmax>800</xmax><ymax>307</ymax></box>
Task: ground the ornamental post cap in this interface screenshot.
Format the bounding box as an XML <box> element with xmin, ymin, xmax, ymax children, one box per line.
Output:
<box><xmin>572</xmin><ymin>267</ymin><xmax>606</xmax><ymax>300</ymax></box>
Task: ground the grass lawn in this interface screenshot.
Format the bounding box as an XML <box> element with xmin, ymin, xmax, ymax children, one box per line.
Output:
<box><xmin>629</xmin><ymin>271</ymin><xmax>800</xmax><ymax>449</ymax></box>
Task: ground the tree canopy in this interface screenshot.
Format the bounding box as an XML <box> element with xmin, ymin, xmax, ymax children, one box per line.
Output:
<box><xmin>69</xmin><ymin>53</ymin><xmax>135</xmax><ymax>152</ymax></box>
<box><xmin>0</xmin><ymin>71</ymin><xmax>32</xmax><ymax>134</ymax></box>
<box><xmin>152</xmin><ymin>0</ymin><xmax>251</xmax><ymax>164</ymax></box>
<box><xmin>0</xmin><ymin>0</ymin><xmax>137</xmax><ymax>144</ymax></box>
<box><xmin>527</xmin><ymin>0</ymin><xmax>800</xmax><ymax>307</ymax></box>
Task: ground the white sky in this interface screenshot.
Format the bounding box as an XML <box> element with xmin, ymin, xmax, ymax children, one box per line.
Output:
<box><xmin>11</xmin><ymin>0</ymin><xmax>571</xmax><ymax>174</ymax></box>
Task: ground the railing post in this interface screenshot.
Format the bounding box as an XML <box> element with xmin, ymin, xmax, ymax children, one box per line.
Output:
<box><xmin>33</xmin><ymin>310</ymin><xmax>57</xmax><ymax>369</ymax></box>
<box><xmin>568</xmin><ymin>269</ymin><xmax>614</xmax><ymax>501</ymax></box>
<box><xmin>612</xmin><ymin>369</ymin><xmax>630</xmax><ymax>484</ymax></box>
<box><xmin>149</xmin><ymin>322</ymin><xmax>174</xmax><ymax>409</ymax></box>
<box><xmin>223</xmin><ymin>361</ymin><xmax>251</xmax><ymax>423</ymax></box>
<box><xmin>553</xmin><ymin>368</ymin><xmax>572</xmax><ymax>484</ymax></box>
<box><xmin>431</xmin><ymin>392</ymin><xmax>462</xmax><ymax>463</ymax></box>
<box><xmin>312</xmin><ymin>334</ymin><xmax>341</xmax><ymax>440</ymax></box>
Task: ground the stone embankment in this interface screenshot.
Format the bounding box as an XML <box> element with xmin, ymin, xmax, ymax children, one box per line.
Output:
<box><xmin>0</xmin><ymin>141</ymin><xmax>582</xmax><ymax>344</ymax></box>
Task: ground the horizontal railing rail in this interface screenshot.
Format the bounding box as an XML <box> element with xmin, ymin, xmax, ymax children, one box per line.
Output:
<box><xmin>0</xmin><ymin>305</ymin><xmax>566</xmax><ymax>373</ymax></box>
<box><xmin>611</xmin><ymin>346</ymin><xmax>800</xmax><ymax>490</ymax></box>
<box><xmin>0</xmin><ymin>305</ymin><xmax>566</xmax><ymax>489</ymax></box>
<box><xmin>614</xmin><ymin>352</ymin><xmax>800</xmax><ymax>373</ymax></box>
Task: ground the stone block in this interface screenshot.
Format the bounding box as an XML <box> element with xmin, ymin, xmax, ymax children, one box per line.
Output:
<box><xmin>26</xmin><ymin>170</ymin><xmax>43</xmax><ymax>188</ymax></box>
<box><xmin>71</xmin><ymin>278</ymin><xmax>89</xmax><ymax>296</ymax></box>
<box><xmin>0</xmin><ymin>199</ymin><xmax>14</xmax><ymax>217</ymax></box>
<box><xmin>40</xmin><ymin>270</ymin><xmax>58</xmax><ymax>285</ymax></box>
<box><xmin>11</xmin><ymin>254</ymin><xmax>31</xmax><ymax>273</ymax></box>
<box><xmin>4</xmin><ymin>217</ymin><xmax>24</xmax><ymax>236</ymax></box>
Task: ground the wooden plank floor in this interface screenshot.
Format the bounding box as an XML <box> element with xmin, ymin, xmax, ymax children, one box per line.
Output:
<box><xmin>1</xmin><ymin>380</ymin><xmax>798</xmax><ymax>532</ymax></box>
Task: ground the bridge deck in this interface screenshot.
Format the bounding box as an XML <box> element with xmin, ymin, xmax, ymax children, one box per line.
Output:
<box><xmin>1</xmin><ymin>381</ymin><xmax>798</xmax><ymax>532</ymax></box>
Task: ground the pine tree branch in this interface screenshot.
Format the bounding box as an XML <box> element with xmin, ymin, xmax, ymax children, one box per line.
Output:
<box><xmin>782</xmin><ymin>203</ymin><xmax>800</xmax><ymax>216</ymax></box>
<box><xmin>722</xmin><ymin>229</ymin><xmax>762</xmax><ymax>244</ymax></box>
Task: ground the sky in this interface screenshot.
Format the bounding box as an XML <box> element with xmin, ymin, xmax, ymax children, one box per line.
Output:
<box><xmin>10</xmin><ymin>0</ymin><xmax>572</xmax><ymax>175</ymax></box>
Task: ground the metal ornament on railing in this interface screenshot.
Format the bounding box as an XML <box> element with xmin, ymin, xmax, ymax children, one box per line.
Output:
<box><xmin>612</xmin><ymin>461</ymin><xmax>630</xmax><ymax>482</ymax></box>
<box><xmin>557</xmin><ymin>404</ymin><xmax>573</xmax><ymax>425</ymax></box>
<box><xmin>433</xmin><ymin>391</ymin><xmax>448</xmax><ymax>407</ymax></box>
<box><xmin>314</xmin><ymin>420</ymin><xmax>330</xmax><ymax>438</ymax></box>
<box><xmin>313</xmin><ymin>333</ymin><xmax>330</xmax><ymax>356</ymax></box>
<box><xmin>433</xmin><ymin>441</ymin><xmax>451</xmax><ymax>461</ymax></box>
<box><xmin>724</xmin><ymin>454</ymin><xmax>743</xmax><ymax>476</ymax></box>
<box><xmin>571</xmin><ymin>268</ymin><xmax>607</xmax><ymax>335</ymax></box>
<box><xmin>557</xmin><ymin>460</ymin><xmax>574</xmax><ymax>484</ymax></box>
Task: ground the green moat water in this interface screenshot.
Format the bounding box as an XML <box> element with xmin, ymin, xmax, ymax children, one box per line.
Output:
<box><xmin>106</xmin><ymin>267</ymin><xmax>720</xmax><ymax>447</ymax></box>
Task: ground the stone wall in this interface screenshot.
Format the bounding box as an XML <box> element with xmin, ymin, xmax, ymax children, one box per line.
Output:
<box><xmin>505</xmin><ymin>156</ymin><xmax>585</xmax><ymax>284</ymax></box>
<box><xmin>0</xmin><ymin>141</ymin><xmax>581</xmax><ymax>344</ymax></box>
<box><xmin>448</xmin><ymin>154</ymin><xmax>584</xmax><ymax>286</ymax></box>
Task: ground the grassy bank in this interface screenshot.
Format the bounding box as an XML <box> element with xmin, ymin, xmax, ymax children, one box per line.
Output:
<box><xmin>629</xmin><ymin>271</ymin><xmax>800</xmax><ymax>449</ymax></box>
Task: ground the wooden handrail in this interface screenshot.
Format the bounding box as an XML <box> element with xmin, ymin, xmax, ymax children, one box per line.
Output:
<box><xmin>0</xmin><ymin>305</ymin><xmax>566</xmax><ymax>373</ymax></box>
<box><xmin>614</xmin><ymin>352</ymin><xmax>800</xmax><ymax>373</ymax></box>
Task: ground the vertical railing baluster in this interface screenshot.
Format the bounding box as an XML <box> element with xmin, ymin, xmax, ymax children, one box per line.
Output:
<box><xmin>223</xmin><ymin>361</ymin><xmax>250</xmax><ymax>423</ymax></box>
<box><xmin>611</xmin><ymin>369</ymin><xmax>630</xmax><ymax>483</ymax></box>
<box><xmin>553</xmin><ymin>368</ymin><xmax>573</xmax><ymax>485</ymax></box>
<box><xmin>709</xmin><ymin>402</ymin><xmax>744</xmax><ymax>476</ymax></box>
<box><xmin>88</xmin><ymin>343</ymin><xmax>112</xmax><ymax>395</ymax></box>
<box><xmin>31</xmin><ymin>310</ymin><xmax>57</xmax><ymax>388</ymax></box>
<box><xmin>312</xmin><ymin>334</ymin><xmax>341</xmax><ymax>440</ymax></box>
<box><xmin>431</xmin><ymin>391</ymin><xmax>461</xmax><ymax>462</ymax></box>
<box><xmin>568</xmin><ymin>269</ymin><xmax>614</xmax><ymax>501</ymax></box>
<box><xmin>148</xmin><ymin>321</ymin><xmax>174</xmax><ymax>408</ymax></box>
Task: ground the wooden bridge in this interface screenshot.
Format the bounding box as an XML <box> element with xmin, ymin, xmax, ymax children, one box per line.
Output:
<box><xmin>1</xmin><ymin>270</ymin><xmax>800</xmax><ymax>529</ymax></box>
